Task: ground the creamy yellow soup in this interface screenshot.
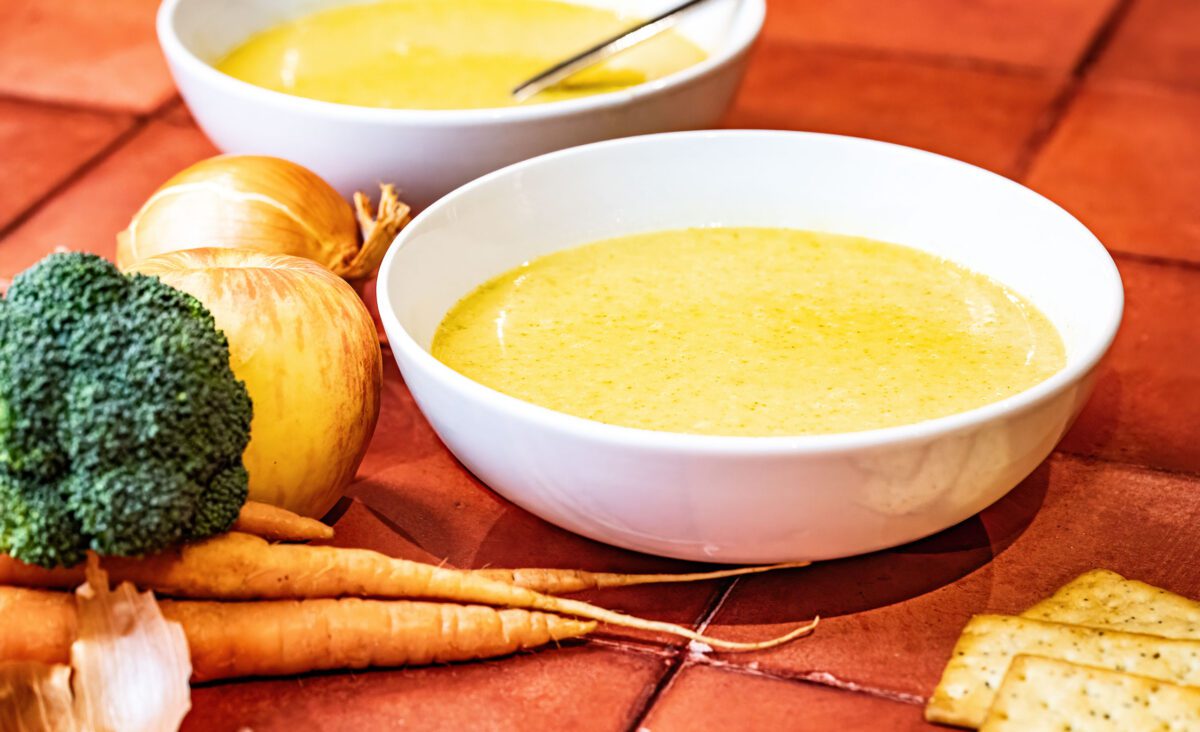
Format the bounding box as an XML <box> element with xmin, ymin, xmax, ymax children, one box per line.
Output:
<box><xmin>217</xmin><ymin>0</ymin><xmax>708</xmax><ymax>109</ymax></box>
<box><xmin>432</xmin><ymin>228</ymin><xmax>1066</xmax><ymax>436</ymax></box>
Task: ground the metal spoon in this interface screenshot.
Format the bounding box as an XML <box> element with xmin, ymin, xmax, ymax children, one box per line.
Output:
<box><xmin>511</xmin><ymin>0</ymin><xmax>716</xmax><ymax>102</ymax></box>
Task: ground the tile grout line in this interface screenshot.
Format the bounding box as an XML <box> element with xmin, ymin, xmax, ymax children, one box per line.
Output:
<box><xmin>619</xmin><ymin>577</ymin><xmax>741</xmax><ymax>732</ymax></box>
<box><xmin>583</xmin><ymin>637</ymin><xmax>678</xmax><ymax>659</ymax></box>
<box><xmin>154</xmin><ymin>97</ymin><xmax>192</xmax><ymax>126</ymax></box>
<box><xmin>1096</xmin><ymin>74</ymin><xmax>1200</xmax><ymax>97</ymax></box>
<box><xmin>1054</xmin><ymin>449</ymin><xmax>1200</xmax><ymax>482</ymax></box>
<box><xmin>1072</xmin><ymin>0</ymin><xmax>1140</xmax><ymax>78</ymax></box>
<box><xmin>1008</xmin><ymin>78</ymin><xmax>1084</xmax><ymax>180</ymax></box>
<box><xmin>1112</xmin><ymin>249</ymin><xmax>1200</xmax><ymax>274</ymax></box>
<box><xmin>764</xmin><ymin>33</ymin><xmax>1200</xmax><ymax>100</ymax></box>
<box><xmin>683</xmin><ymin>653</ymin><xmax>927</xmax><ymax>707</ymax></box>
<box><xmin>0</xmin><ymin>90</ymin><xmax>159</xmax><ymax>118</ymax></box>
<box><xmin>1067</xmin><ymin>71</ymin><xmax>1200</xmax><ymax>100</ymax></box>
<box><xmin>760</xmin><ymin>37</ymin><xmax>1056</xmax><ymax>79</ymax></box>
<box><xmin>0</xmin><ymin>95</ymin><xmax>179</xmax><ymax>243</ymax></box>
<box><xmin>1011</xmin><ymin>0</ymin><xmax>1138</xmax><ymax>180</ymax></box>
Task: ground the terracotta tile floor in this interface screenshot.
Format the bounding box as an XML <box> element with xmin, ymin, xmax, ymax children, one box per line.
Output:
<box><xmin>2</xmin><ymin>1</ymin><xmax>1198</xmax><ymax>729</ymax></box>
<box><xmin>0</xmin><ymin>0</ymin><xmax>174</xmax><ymax>113</ymax></box>
<box><xmin>761</xmin><ymin>0</ymin><xmax>1120</xmax><ymax>71</ymax></box>
<box><xmin>725</xmin><ymin>39</ymin><xmax>1066</xmax><ymax>176</ymax></box>
<box><xmin>1025</xmin><ymin>81</ymin><xmax>1200</xmax><ymax>264</ymax></box>
<box><xmin>1092</xmin><ymin>0</ymin><xmax>1200</xmax><ymax>90</ymax></box>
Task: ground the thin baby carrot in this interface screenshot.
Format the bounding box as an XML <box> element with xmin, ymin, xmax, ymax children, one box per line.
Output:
<box><xmin>0</xmin><ymin>533</ymin><xmax>817</xmax><ymax>651</ymax></box>
<box><xmin>232</xmin><ymin>501</ymin><xmax>334</xmax><ymax>541</ymax></box>
<box><xmin>0</xmin><ymin>587</ymin><xmax>595</xmax><ymax>682</ymax></box>
<box><xmin>0</xmin><ymin>556</ymin><xmax>810</xmax><ymax>595</ymax></box>
<box><xmin>474</xmin><ymin>562</ymin><xmax>811</xmax><ymax>594</ymax></box>
<box><xmin>0</xmin><ymin>500</ymin><xmax>330</xmax><ymax>583</ymax></box>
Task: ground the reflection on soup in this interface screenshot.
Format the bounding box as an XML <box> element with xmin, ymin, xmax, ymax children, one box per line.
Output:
<box><xmin>432</xmin><ymin>228</ymin><xmax>1066</xmax><ymax>437</ymax></box>
<box><xmin>217</xmin><ymin>0</ymin><xmax>708</xmax><ymax>110</ymax></box>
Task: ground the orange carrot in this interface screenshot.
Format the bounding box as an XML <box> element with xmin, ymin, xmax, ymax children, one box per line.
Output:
<box><xmin>0</xmin><ymin>588</ymin><xmax>76</xmax><ymax>667</ymax></box>
<box><xmin>475</xmin><ymin>562</ymin><xmax>811</xmax><ymax>594</ymax></box>
<box><xmin>0</xmin><ymin>587</ymin><xmax>594</xmax><ymax>682</ymax></box>
<box><xmin>174</xmin><ymin>598</ymin><xmax>590</xmax><ymax>681</ymax></box>
<box><xmin>0</xmin><ymin>559</ymin><xmax>79</xmax><ymax>591</ymax></box>
<box><xmin>233</xmin><ymin>501</ymin><xmax>334</xmax><ymax>541</ymax></box>
<box><xmin>0</xmin><ymin>555</ymin><xmax>810</xmax><ymax>596</ymax></box>
<box><xmin>0</xmin><ymin>534</ymin><xmax>816</xmax><ymax>651</ymax></box>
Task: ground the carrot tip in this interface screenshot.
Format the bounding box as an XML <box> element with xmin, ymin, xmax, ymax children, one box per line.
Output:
<box><xmin>699</xmin><ymin>615</ymin><xmax>820</xmax><ymax>652</ymax></box>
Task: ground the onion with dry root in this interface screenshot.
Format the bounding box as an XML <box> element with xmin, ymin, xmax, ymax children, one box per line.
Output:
<box><xmin>116</xmin><ymin>155</ymin><xmax>410</xmax><ymax>280</ymax></box>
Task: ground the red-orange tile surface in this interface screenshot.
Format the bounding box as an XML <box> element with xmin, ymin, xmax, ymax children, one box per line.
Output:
<box><xmin>643</xmin><ymin>665</ymin><xmax>933</xmax><ymax>732</ymax></box>
<box><xmin>725</xmin><ymin>40</ymin><xmax>1065</xmax><ymax>175</ymax></box>
<box><xmin>1061</xmin><ymin>256</ymin><xmax>1200</xmax><ymax>473</ymax></box>
<box><xmin>1093</xmin><ymin>0</ymin><xmax>1200</xmax><ymax>89</ymax></box>
<box><xmin>0</xmin><ymin>99</ymin><xmax>131</xmax><ymax>231</ymax></box>
<box><xmin>761</xmin><ymin>0</ymin><xmax>1120</xmax><ymax>70</ymax></box>
<box><xmin>0</xmin><ymin>0</ymin><xmax>175</xmax><ymax>113</ymax></box>
<box><xmin>0</xmin><ymin>121</ymin><xmax>216</xmax><ymax>278</ymax></box>
<box><xmin>4</xmin><ymin>1</ymin><xmax>1200</xmax><ymax>729</ymax></box>
<box><xmin>184</xmin><ymin>644</ymin><xmax>669</xmax><ymax>731</ymax></box>
<box><xmin>704</xmin><ymin>455</ymin><xmax>1200</xmax><ymax>699</ymax></box>
<box><xmin>1026</xmin><ymin>82</ymin><xmax>1200</xmax><ymax>263</ymax></box>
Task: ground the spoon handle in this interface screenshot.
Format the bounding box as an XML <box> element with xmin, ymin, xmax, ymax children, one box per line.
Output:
<box><xmin>511</xmin><ymin>0</ymin><xmax>715</xmax><ymax>102</ymax></box>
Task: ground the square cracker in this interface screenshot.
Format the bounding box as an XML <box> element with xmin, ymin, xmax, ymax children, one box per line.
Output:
<box><xmin>1022</xmin><ymin>569</ymin><xmax>1200</xmax><ymax>639</ymax></box>
<box><xmin>924</xmin><ymin>614</ymin><xmax>1200</xmax><ymax>728</ymax></box>
<box><xmin>980</xmin><ymin>655</ymin><xmax>1200</xmax><ymax>731</ymax></box>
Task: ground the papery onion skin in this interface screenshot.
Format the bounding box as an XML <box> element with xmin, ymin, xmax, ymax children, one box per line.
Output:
<box><xmin>0</xmin><ymin>662</ymin><xmax>78</xmax><ymax>732</ymax></box>
<box><xmin>72</xmin><ymin>559</ymin><xmax>191</xmax><ymax>732</ymax></box>
<box><xmin>117</xmin><ymin>155</ymin><xmax>386</xmax><ymax>277</ymax></box>
<box><xmin>132</xmin><ymin>248</ymin><xmax>382</xmax><ymax>518</ymax></box>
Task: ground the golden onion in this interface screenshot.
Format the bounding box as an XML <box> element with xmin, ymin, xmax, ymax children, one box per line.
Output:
<box><xmin>117</xmin><ymin>155</ymin><xmax>410</xmax><ymax>280</ymax></box>
<box><xmin>131</xmin><ymin>248</ymin><xmax>383</xmax><ymax>518</ymax></box>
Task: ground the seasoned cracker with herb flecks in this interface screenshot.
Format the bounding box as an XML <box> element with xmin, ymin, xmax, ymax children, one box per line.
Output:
<box><xmin>925</xmin><ymin>615</ymin><xmax>1200</xmax><ymax>728</ymax></box>
<box><xmin>980</xmin><ymin>655</ymin><xmax>1200</xmax><ymax>731</ymax></box>
<box><xmin>1022</xmin><ymin>569</ymin><xmax>1200</xmax><ymax>639</ymax></box>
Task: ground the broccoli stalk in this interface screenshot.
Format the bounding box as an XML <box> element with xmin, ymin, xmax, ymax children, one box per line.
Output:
<box><xmin>0</xmin><ymin>253</ymin><xmax>252</xmax><ymax>567</ymax></box>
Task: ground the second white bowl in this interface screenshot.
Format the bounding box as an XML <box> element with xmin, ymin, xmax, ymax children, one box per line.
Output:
<box><xmin>377</xmin><ymin>130</ymin><xmax>1123</xmax><ymax>563</ymax></box>
<box><xmin>157</xmin><ymin>0</ymin><xmax>764</xmax><ymax>208</ymax></box>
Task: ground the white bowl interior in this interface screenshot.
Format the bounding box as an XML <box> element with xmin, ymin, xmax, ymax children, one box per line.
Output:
<box><xmin>169</xmin><ymin>0</ymin><xmax>755</xmax><ymax>67</ymax></box>
<box><xmin>387</xmin><ymin>131</ymin><xmax>1122</xmax><ymax>373</ymax></box>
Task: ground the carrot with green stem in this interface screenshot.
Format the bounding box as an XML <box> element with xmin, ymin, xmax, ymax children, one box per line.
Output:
<box><xmin>0</xmin><ymin>587</ymin><xmax>595</xmax><ymax>681</ymax></box>
<box><xmin>0</xmin><ymin>533</ymin><xmax>818</xmax><ymax>651</ymax></box>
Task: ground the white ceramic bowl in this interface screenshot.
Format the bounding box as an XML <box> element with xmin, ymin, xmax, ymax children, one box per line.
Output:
<box><xmin>157</xmin><ymin>0</ymin><xmax>764</xmax><ymax>208</ymax></box>
<box><xmin>377</xmin><ymin>130</ymin><xmax>1123</xmax><ymax>563</ymax></box>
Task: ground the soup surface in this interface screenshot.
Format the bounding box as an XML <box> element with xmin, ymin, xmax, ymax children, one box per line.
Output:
<box><xmin>217</xmin><ymin>0</ymin><xmax>708</xmax><ymax>109</ymax></box>
<box><xmin>433</xmin><ymin>228</ymin><xmax>1066</xmax><ymax>436</ymax></box>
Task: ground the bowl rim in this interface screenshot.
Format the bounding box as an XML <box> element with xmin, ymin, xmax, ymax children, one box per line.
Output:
<box><xmin>156</xmin><ymin>0</ymin><xmax>766</xmax><ymax>124</ymax></box>
<box><xmin>378</xmin><ymin>129</ymin><xmax>1125</xmax><ymax>455</ymax></box>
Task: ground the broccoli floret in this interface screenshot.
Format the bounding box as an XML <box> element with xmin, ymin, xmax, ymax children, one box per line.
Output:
<box><xmin>0</xmin><ymin>253</ymin><xmax>252</xmax><ymax>567</ymax></box>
